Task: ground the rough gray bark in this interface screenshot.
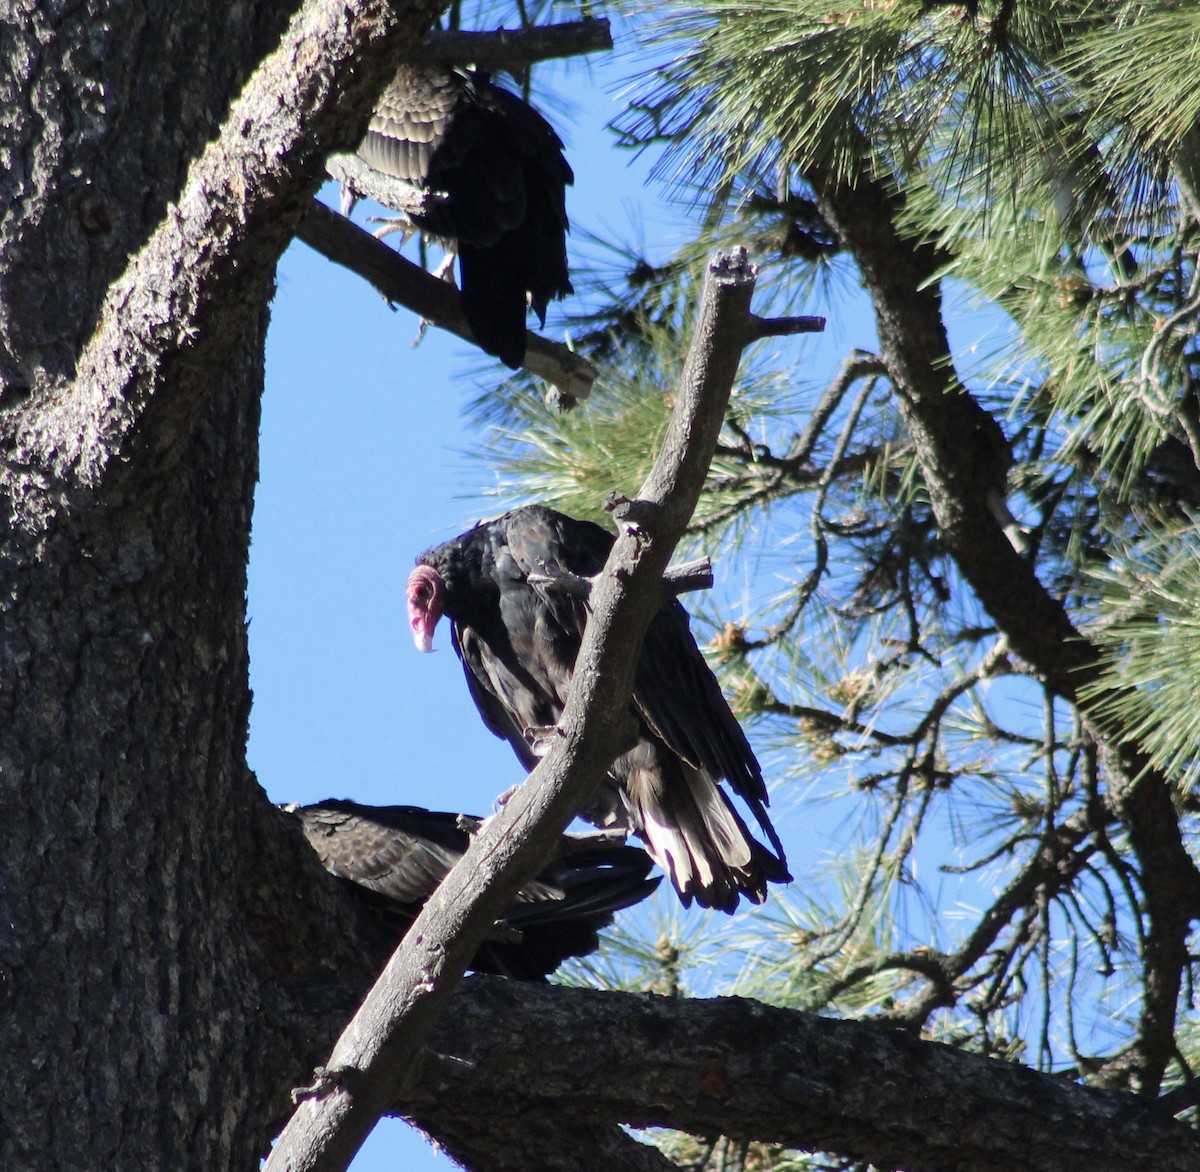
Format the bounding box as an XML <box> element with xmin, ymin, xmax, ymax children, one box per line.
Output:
<box><xmin>277</xmin><ymin>976</ymin><xmax>1200</xmax><ymax>1172</ymax></box>
<box><xmin>403</xmin><ymin>978</ymin><xmax>1200</xmax><ymax>1172</ymax></box>
<box><xmin>0</xmin><ymin>1</ymin><xmax>445</xmax><ymax>1167</ymax></box>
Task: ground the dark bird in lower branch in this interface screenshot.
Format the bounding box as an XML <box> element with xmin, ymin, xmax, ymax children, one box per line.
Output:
<box><xmin>289</xmin><ymin>798</ymin><xmax>659</xmax><ymax>980</ymax></box>
<box><xmin>355</xmin><ymin>64</ymin><xmax>573</xmax><ymax>368</ymax></box>
<box><xmin>405</xmin><ymin>505</ymin><xmax>791</xmax><ymax>913</ymax></box>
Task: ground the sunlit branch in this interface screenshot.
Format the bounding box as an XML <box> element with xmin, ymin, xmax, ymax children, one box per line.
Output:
<box><xmin>266</xmin><ymin>249</ymin><xmax>767</xmax><ymax>1172</ymax></box>
<box><xmin>786</xmin><ymin>351</ymin><xmax>889</xmax><ymax>468</ymax></box>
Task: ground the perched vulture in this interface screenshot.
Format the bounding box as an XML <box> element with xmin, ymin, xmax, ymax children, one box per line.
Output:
<box><xmin>356</xmin><ymin>64</ymin><xmax>573</xmax><ymax>368</ymax></box>
<box><xmin>289</xmin><ymin>798</ymin><xmax>658</xmax><ymax>980</ymax></box>
<box><xmin>406</xmin><ymin>505</ymin><xmax>791</xmax><ymax>913</ymax></box>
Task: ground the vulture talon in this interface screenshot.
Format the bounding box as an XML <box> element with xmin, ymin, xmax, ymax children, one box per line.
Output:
<box><xmin>494</xmin><ymin>783</ymin><xmax>523</xmax><ymax>809</ymax></box>
<box><xmin>367</xmin><ymin>214</ymin><xmax>418</xmax><ymax>243</ymax></box>
<box><xmin>526</xmin><ymin>567</ymin><xmax>595</xmax><ymax>598</ymax></box>
<box><xmin>432</xmin><ymin>249</ymin><xmax>458</xmax><ymax>284</ymax></box>
<box><xmin>524</xmin><ymin>724</ymin><xmax>564</xmax><ymax>757</ymax></box>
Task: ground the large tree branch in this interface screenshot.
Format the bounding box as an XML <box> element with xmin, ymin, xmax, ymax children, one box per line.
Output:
<box><xmin>404</xmin><ymin>1102</ymin><xmax>679</xmax><ymax>1172</ymax></box>
<box><xmin>412</xmin><ymin>980</ymin><xmax>1200</xmax><ymax>1172</ymax></box>
<box><xmin>265</xmin><ymin>250</ymin><xmax>779</xmax><ymax>1172</ymax></box>
<box><xmin>10</xmin><ymin>0</ymin><xmax>445</xmax><ymax>502</ymax></box>
<box><xmin>288</xmin><ymin>977</ymin><xmax>1200</xmax><ymax>1172</ymax></box>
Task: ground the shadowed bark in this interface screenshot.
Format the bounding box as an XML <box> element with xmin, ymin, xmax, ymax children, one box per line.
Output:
<box><xmin>280</xmin><ymin>977</ymin><xmax>1200</xmax><ymax>1172</ymax></box>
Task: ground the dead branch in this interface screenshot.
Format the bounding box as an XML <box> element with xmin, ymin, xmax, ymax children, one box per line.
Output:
<box><xmin>744</xmin><ymin>312</ymin><xmax>826</xmax><ymax>342</ymax></box>
<box><xmin>263</xmin><ymin>249</ymin><xmax>765</xmax><ymax>1172</ymax></box>
<box><xmin>526</xmin><ymin>556</ymin><xmax>714</xmax><ymax>600</ymax></box>
<box><xmin>408</xmin><ymin>17</ymin><xmax>613</xmax><ymax>71</ymax></box>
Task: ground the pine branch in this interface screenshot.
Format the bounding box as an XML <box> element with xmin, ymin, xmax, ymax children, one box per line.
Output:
<box><xmin>807</xmin><ymin>150</ymin><xmax>1200</xmax><ymax>1092</ymax></box>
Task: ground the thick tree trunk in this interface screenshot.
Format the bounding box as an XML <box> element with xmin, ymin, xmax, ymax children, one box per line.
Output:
<box><xmin>0</xmin><ymin>1</ymin><xmax>441</xmax><ymax>1166</ymax></box>
<box><xmin>0</xmin><ymin>313</ymin><xmax>270</xmax><ymax>1165</ymax></box>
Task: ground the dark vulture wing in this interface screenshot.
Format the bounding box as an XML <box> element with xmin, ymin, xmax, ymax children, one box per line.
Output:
<box><xmin>450</xmin><ymin>622</ymin><xmax>541</xmax><ymax>772</ymax></box>
<box><xmin>357</xmin><ymin>65</ymin><xmax>572</xmax><ymax>368</ymax></box>
<box><xmin>289</xmin><ymin>798</ymin><xmax>658</xmax><ymax>980</ymax></box>
<box><xmin>499</xmin><ymin>507</ymin><xmax>775</xmax><ymax>811</ymax></box>
<box><xmin>634</xmin><ymin>602</ymin><xmax>784</xmax><ymax>853</ymax></box>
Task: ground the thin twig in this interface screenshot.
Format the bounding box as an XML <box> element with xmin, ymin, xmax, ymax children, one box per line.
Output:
<box><xmin>527</xmin><ymin>556</ymin><xmax>713</xmax><ymax>600</ymax></box>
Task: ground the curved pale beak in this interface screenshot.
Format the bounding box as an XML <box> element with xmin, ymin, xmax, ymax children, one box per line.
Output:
<box><xmin>409</xmin><ymin>607</ymin><xmax>436</xmax><ymax>653</ymax></box>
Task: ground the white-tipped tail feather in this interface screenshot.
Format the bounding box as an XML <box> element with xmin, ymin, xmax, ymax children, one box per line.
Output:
<box><xmin>624</xmin><ymin>754</ymin><xmax>776</xmax><ymax>912</ymax></box>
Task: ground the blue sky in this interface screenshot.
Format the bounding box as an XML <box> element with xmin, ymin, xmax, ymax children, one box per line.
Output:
<box><xmin>241</xmin><ymin>4</ymin><xmax>1174</xmax><ymax>1160</ymax></box>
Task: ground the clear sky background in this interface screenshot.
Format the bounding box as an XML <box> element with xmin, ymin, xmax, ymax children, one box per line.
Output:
<box><xmin>249</xmin><ymin>26</ymin><xmax>888</xmax><ymax>1171</ymax></box>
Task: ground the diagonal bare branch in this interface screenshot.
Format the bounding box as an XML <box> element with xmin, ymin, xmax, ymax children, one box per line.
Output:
<box><xmin>264</xmin><ymin>249</ymin><xmax>774</xmax><ymax>1172</ymax></box>
<box><xmin>296</xmin><ymin>199</ymin><xmax>596</xmax><ymax>405</ymax></box>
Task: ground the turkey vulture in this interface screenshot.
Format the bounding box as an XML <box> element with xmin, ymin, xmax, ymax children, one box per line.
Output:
<box><xmin>289</xmin><ymin>798</ymin><xmax>659</xmax><ymax>980</ymax></box>
<box><xmin>406</xmin><ymin>505</ymin><xmax>791</xmax><ymax>913</ymax></box>
<box><xmin>355</xmin><ymin>64</ymin><xmax>573</xmax><ymax>368</ymax></box>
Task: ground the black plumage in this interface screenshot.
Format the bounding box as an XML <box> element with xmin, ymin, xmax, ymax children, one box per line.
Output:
<box><xmin>405</xmin><ymin>505</ymin><xmax>791</xmax><ymax>913</ymax></box>
<box><xmin>290</xmin><ymin>797</ymin><xmax>658</xmax><ymax>980</ymax></box>
<box><xmin>357</xmin><ymin>64</ymin><xmax>573</xmax><ymax>368</ymax></box>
